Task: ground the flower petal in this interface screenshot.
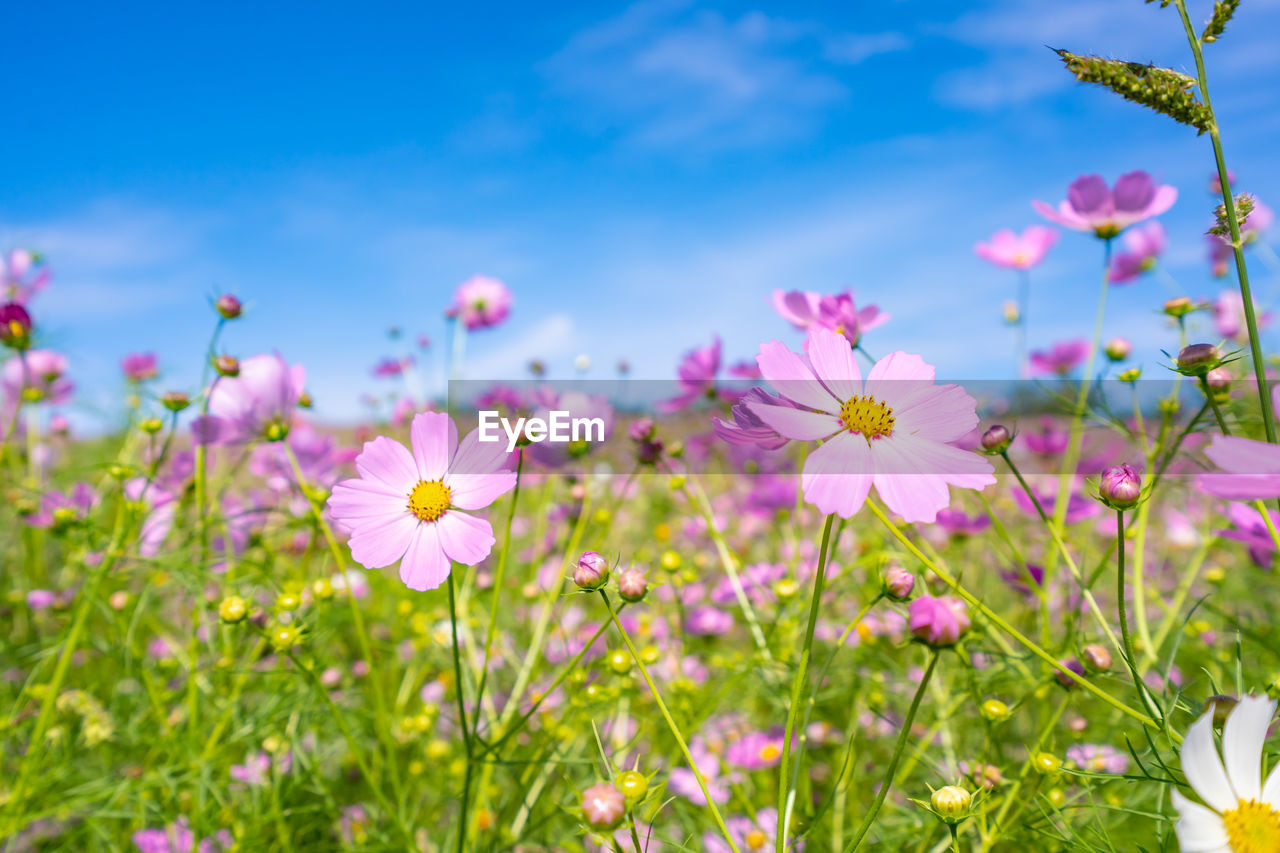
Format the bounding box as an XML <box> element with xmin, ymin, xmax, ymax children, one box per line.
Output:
<box><xmin>805</xmin><ymin>327</ymin><xmax>861</xmax><ymax>401</ymax></box>
<box><xmin>1222</xmin><ymin>695</ymin><xmax>1276</xmax><ymax>801</ymax></box>
<box><xmin>1181</xmin><ymin>709</ymin><xmax>1238</xmax><ymax>813</ymax></box>
<box><xmin>355</xmin><ymin>436</ymin><xmax>418</xmax><ymax>493</ymax></box>
<box><xmin>748</xmin><ymin>402</ymin><xmax>842</xmax><ymax>441</ymax></box>
<box><xmin>1171</xmin><ymin>790</ymin><xmax>1231</xmax><ymax>853</ymax></box>
<box><xmin>399</xmin><ymin>522</ymin><xmax>452</xmax><ymax>591</ymax></box>
<box><xmin>756</xmin><ymin>340</ymin><xmax>839</xmax><ymax>412</ymax></box>
<box><xmin>346</xmin><ymin>512</ymin><xmax>417</xmax><ymax>569</ymax></box>
<box><xmin>437</xmin><ymin>511</ymin><xmax>496</xmax><ymax>566</ymax></box>
<box><xmin>800</xmin><ymin>432</ymin><xmax>874</xmax><ymax>518</ymax></box>
<box><xmin>410</xmin><ymin>411</ymin><xmax>457</xmax><ymax>481</ymax></box>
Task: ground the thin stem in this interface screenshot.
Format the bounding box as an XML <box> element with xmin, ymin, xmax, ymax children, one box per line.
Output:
<box><xmin>842</xmin><ymin>650</ymin><xmax>941</xmax><ymax>853</ymax></box>
<box><xmin>777</xmin><ymin>514</ymin><xmax>835</xmax><ymax>850</ymax></box>
<box><xmin>1115</xmin><ymin>510</ymin><xmax>1163</xmax><ymax>726</ymax></box>
<box><xmin>449</xmin><ymin>572</ymin><xmax>474</xmax><ymax>853</ymax></box>
<box><xmin>597</xmin><ymin>589</ymin><xmax>741</xmax><ymax>853</ymax></box>
<box><xmin>474</xmin><ymin>449</ymin><xmax>523</xmax><ymax>713</ymax></box>
<box><xmin>1173</xmin><ymin>0</ymin><xmax>1277</xmax><ymax>444</ymax></box>
<box><xmin>1199</xmin><ymin>376</ymin><xmax>1231</xmax><ymax>434</ymax></box>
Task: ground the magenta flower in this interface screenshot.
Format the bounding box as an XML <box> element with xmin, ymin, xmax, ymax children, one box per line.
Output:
<box><xmin>526</xmin><ymin>390</ymin><xmax>614</xmax><ymax>467</ymax></box>
<box><xmin>133</xmin><ymin>819</ymin><xmax>232</xmax><ymax>853</ymax></box>
<box><xmin>580</xmin><ymin>782</ymin><xmax>626</xmax><ymax>830</ymax></box>
<box><xmin>326</xmin><ymin>411</ymin><xmax>516</xmax><ymax>591</ymax></box>
<box><xmin>1213</xmin><ymin>289</ymin><xmax>1271</xmax><ymax>343</ymax></box>
<box><xmin>230</xmin><ymin>750</ymin><xmax>292</xmax><ymax>786</ymax></box>
<box><xmin>1</xmin><ymin>249</ymin><xmax>50</xmax><ymax>304</ymax></box>
<box><xmin>371</xmin><ymin>355</ymin><xmax>413</xmax><ymax>377</ymax></box>
<box><xmin>670</xmin><ymin>736</ymin><xmax>735</xmax><ymax>805</ymax></box>
<box><xmin>727</xmin><ymin>729</ymin><xmax>790</xmax><ymax>769</ymax></box>
<box><xmin>2</xmin><ymin>349</ymin><xmax>73</xmax><ymax>405</ymax></box>
<box><xmin>711</xmin><ymin>387</ymin><xmax>797</xmax><ymax>450</ymax></box>
<box><xmin>1028</xmin><ymin>339</ymin><xmax>1088</xmax><ymax>377</ymax></box>
<box><xmin>121</xmin><ymin>352</ymin><xmax>159</xmax><ymax>383</ymax></box>
<box><xmin>659</xmin><ymin>335</ymin><xmax>746</xmax><ymax>412</ymax></box>
<box><xmin>24</xmin><ymin>482</ymin><xmax>97</xmax><ymax>528</ymax></box>
<box><xmin>0</xmin><ymin>303</ymin><xmax>32</xmax><ymax>348</ymax></box>
<box><xmin>1098</xmin><ymin>463</ymin><xmax>1142</xmax><ymax>509</ymax></box>
<box><xmin>704</xmin><ymin>808</ymin><xmax>787</xmax><ymax>853</ymax></box>
<box><xmin>1034</xmin><ymin>171</ymin><xmax>1176</xmax><ymax>238</ymax></box>
<box><xmin>746</xmin><ymin>328</ymin><xmax>994</xmax><ymax>523</ymax></box>
<box><xmin>1109</xmin><ymin>222</ymin><xmax>1166</xmax><ymax>284</ymax></box>
<box><xmin>772</xmin><ymin>289</ymin><xmax>888</xmax><ymax>347</ymax></box>
<box><xmin>908</xmin><ymin>594</ymin><xmax>970</xmax><ymax>646</ymax></box>
<box><xmin>448</xmin><ymin>275</ymin><xmax>511</xmax><ymax>330</ymax></box>
<box><xmin>1198</xmin><ymin>435</ymin><xmax>1280</xmax><ymax>500</ymax></box>
<box><xmin>974</xmin><ymin>225</ymin><xmax>1058</xmax><ymax>270</ymax></box>
<box><xmin>197</xmin><ymin>353</ymin><xmax>305</xmax><ymax>445</ymax></box>
<box><xmin>1066</xmin><ymin>743</ymin><xmax>1129</xmax><ymax>774</ymax></box>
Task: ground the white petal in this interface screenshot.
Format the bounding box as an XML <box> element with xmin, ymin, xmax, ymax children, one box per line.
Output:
<box><xmin>1263</xmin><ymin>747</ymin><xmax>1280</xmax><ymax>809</ymax></box>
<box><xmin>1171</xmin><ymin>790</ymin><xmax>1230</xmax><ymax>853</ymax></box>
<box><xmin>1223</xmin><ymin>695</ymin><xmax>1276</xmax><ymax>801</ymax></box>
<box><xmin>1181</xmin><ymin>709</ymin><xmax>1238</xmax><ymax>813</ymax></box>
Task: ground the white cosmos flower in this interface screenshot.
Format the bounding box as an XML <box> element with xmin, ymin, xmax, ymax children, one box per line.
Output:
<box><xmin>1173</xmin><ymin>695</ymin><xmax>1280</xmax><ymax>852</ymax></box>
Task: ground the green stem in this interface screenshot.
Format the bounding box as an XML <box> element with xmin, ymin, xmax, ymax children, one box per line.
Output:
<box><xmin>449</xmin><ymin>572</ymin><xmax>474</xmax><ymax>853</ymax></box>
<box><xmin>777</xmin><ymin>514</ymin><xmax>835</xmax><ymax>850</ymax></box>
<box><xmin>842</xmin><ymin>650</ymin><xmax>941</xmax><ymax>853</ymax></box>
<box><xmin>474</xmin><ymin>449</ymin><xmax>523</xmax><ymax>714</ymax></box>
<box><xmin>1115</xmin><ymin>511</ymin><xmax>1162</xmax><ymax>726</ymax></box>
<box><xmin>1173</xmin><ymin>0</ymin><xmax>1276</xmax><ymax>445</ymax></box>
<box><xmin>597</xmin><ymin>589</ymin><xmax>741</xmax><ymax>853</ymax></box>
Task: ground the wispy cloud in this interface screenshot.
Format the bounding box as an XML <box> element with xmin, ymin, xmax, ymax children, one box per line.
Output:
<box><xmin>542</xmin><ymin>1</ymin><xmax>908</xmax><ymax>149</ymax></box>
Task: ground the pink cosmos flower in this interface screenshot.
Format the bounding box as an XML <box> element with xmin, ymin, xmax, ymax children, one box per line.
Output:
<box><xmin>1066</xmin><ymin>743</ymin><xmax>1129</xmax><ymax>774</ymax></box>
<box><xmin>580</xmin><ymin>783</ymin><xmax>626</xmax><ymax>829</ymax></box>
<box><xmin>1213</xmin><ymin>289</ymin><xmax>1272</xmax><ymax>343</ymax></box>
<box><xmin>974</xmin><ymin>225</ymin><xmax>1058</xmax><ymax>270</ymax></box>
<box><xmin>908</xmin><ymin>594</ymin><xmax>970</xmax><ymax>646</ymax></box>
<box><xmin>1198</xmin><ymin>435</ymin><xmax>1280</xmax><ymax>500</ymax></box>
<box><xmin>1109</xmin><ymin>222</ymin><xmax>1166</xmax><ymax>284</ymax></box>
<box><xmin>712</xmin><ymin>387</ymin><xmax>797</xmax><ymax>450</ymax></box>
<box><xmin>24</xmin><ymin>482</ymin><xmax>96</xmax><ymax>528</ymax></box>
<box><xmin>772</xmin><ymin>289</ymin><xmax>888</xmax><ymax>347</ymax></box>
<box><xmin>704</xmin><ymin>808</ymin><xmax>794</xmax><ymax>853</ymax></box>
<box><xmin>727</xmin><ymin>729</ymin><xmax>791</xmax><ymax>769</ymax></box>
<box><xmin>1028</xmin><ymin>340</ymin><xmax>1088</xmax><ymax>377</ymax></box>
<box><xmin>133</xmin><ymin>819</ymin><xmax>232</xmax><ymax>853</ymax></box>
<box><xmin>448</xmin><ymin>275</ymin><xmax>511</xmax><ymax>330</ymax></box>
<box><xmin>526</xmin><ymin>390</ymin><xmax>614</xmax><ymax>467</ymax></box>
<box><xmin>2</xmin><ymin>349</ymin><xmax>73</xmax><ymax>405</ymax></box>
<box><xmin>746</xmin><ymin>328</ymin><xmax>994</xmax><ymax>523</ymax></box>
<box><xmin>121</xmin><ymin>352</ymin><xmax>159</xmax><ymax>383</ymax></box>
<box><xmin>659</xmin><ymin>335</ymin><xmax>743</xmax><ymax>412</ymax></box>
<box><xmin>670</xmin><ymin>736</ymin><xmax>736</xmax><ymax>805</ymax></box>
<box><xmin>371</xmin><ymin>355</ymin><xmax>413</xmax><ymax>377</ymax></box>
<box><xmin>230</xmin><ymin>750</ymin><xmax>292</xmax><ymax>786</ymax></box>
<box><xmin>1</xmin><ymin>249</ymin><xmax>50</xmax><ymax>304</ymax></box>
<box><xmin>1034</xmin><ymin>171</ymin><xmax>1177</xmax><ymax>238</ymax></box>
<box><xmin>197</xmin><ymin>353</ymin><xmax>305</xmax><ymax>445</ymax></box>
<box><xmin>326</xmin><ymin>411</ymin><xmax>516</xmax><ymax>591</ymax></box>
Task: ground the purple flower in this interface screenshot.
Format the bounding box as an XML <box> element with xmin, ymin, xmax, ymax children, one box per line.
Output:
<box><xmin>1034</xmin><ymin>171</ymin><xmax>1177</xmax><ymax>238</ymax></box>
<box><xmin>974</xmin><ymin>226</ymin><xmax>1058</xmax><ymax>270</ymax></box>
<box><xmin>197</xmin><ymin>353</ymin><xmax>305</xmax><ymax>445</ymax></box>
<box><xmin>772</xmin><ymin>288</ymin><xmax>889</xmax><ymax>347</ymax></box>
<box><xmin>121</xmin><ymin>352</ymin><xmax>159</xmax><ymax>382</ymax></box>
<box><xmin>1099</xmin><ymin>464</ymin><xmax>1142</xmax><ymax>509</ymax></box>
<box><xmin>24</xmin><ymin>482</ymin><xmax>97</xmax><ymax>528</ymax></box>
<box><xmin>448</xmin><ymin>275</ymin><xmax>511</xmax><ymax>330</ymax></box>
<box><xmin>685</xmin><ymin>605</ymin><xmax>734</xmax><ymax>636</ymax></box>
<box><xmin>659</xmin><ymin>336</ymin><xmax>743</xmax><ymax>412</ymax></box>
<box><xmin>712</xmin><ymin>387</ymin><xmax>797</xmax><ymax>450</ymax></box>
<box><xmin>1</xmin><ymin>249</ymin><xmax>50</xmax><ymax>304</ymax></box>
<box><xmin>2</xmin><ymin>349</ymin><xmax>73</xmax><ymax>405</ymax></box>
<box><xmin>1109</xmin><ymin>222</ymin><xmax>1166</xmax><ymax>284</ymax></box>
<box><xmin>1028</xmin><ymin>340</ymin><xmax>1088</xmax><ymax>377</ymax></box>
<box><xmin>908</xmin><ymin>594</ymin><xmax>970</xmax><ymax>646</ymax></box>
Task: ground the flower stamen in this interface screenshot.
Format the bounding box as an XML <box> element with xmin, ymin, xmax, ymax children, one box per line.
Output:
<box><xmin>1223</xmin><ymin>799</ymin><xmax>1280</xmax><ymax>853</ymax></box>
<box><xmin>408</xmin><ymin>480</ymin><xmax>452</xmax><ymax>522</ymax></box>
<box><xmin>840</xmin><ymin>395</ymin><xmax>895</xmax><ymax>444</ymax></box>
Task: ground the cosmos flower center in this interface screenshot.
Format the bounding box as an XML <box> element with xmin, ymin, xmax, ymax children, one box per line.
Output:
<box><xmin>839</xmin><ymin>395</ymin><xmax>895</xmax><ymax>443</ymax></box>
<box><xmin>745</xmin><ymin>829</ymin><xmax>768</xmax><ymax>849</ymax></box>
<box><xmin>1223</xmin><ymin>799</ymin><xmax>1280</xmax><ymax>853</ymax></box>
<box><xmin>408</xmin><ymin>480</ymin><xmax>452</xmax><ymax>522</ymax></box>
<box><xmin>759</xmin><ymin>743</ymin><xmax>781</xmax><ymax>762</ymax></box>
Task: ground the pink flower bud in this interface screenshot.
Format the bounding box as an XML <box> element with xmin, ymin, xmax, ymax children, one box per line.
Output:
<box><xmin>581</xmin><ymin>782</ymin><xmax>626</xmax><ymax>830</ymax></box>
<box><xmin>907</xmin><ymin>595</ymin><xmax>970</xmax><ymax>646</ymax></box>
<box><xmin>884</xmin><ymin>566</ymin><xmax>915</xmax><ymax>601</ymax></box>
<box><xmin>1099</xmin><ymin>464</ymin><xmax>1142</xmax><ymax>509</ymax></box>
<box><xmin>1104</xmin><ymin>337</ymin><xmax>1132</xmax><ymax>362</ymax></box>
<box><xmin>617</xmin><ymin>566</ymin><xmax>648</xmax><ymax>602</ymax></box>
<box><xmin>574</xmin><ymin>551</ymin><xmax>610</xmax><ymax>591</ymax></box>
<box><xmin>215</xmin><ymin>294</ymin><xmax>243</xmax><ymax>319</ymax></box>
<box><xmin>980</xmin><ymin>425</ymin><xmax>1012</xmax><ymax>454</ymax></box>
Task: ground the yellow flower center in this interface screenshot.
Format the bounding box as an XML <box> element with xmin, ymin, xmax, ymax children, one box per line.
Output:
<box><xmin>408</xmin><ymin>480</ymin><xmax>452</xmax><ymax>522</ymax></box>
<box><xmin>839</xmin><ymin>395</ymin><xmax>895</xmax><ymax>444</ymax></box>
<box><xmin>759</xmin><ymin>743</ymin><xmax>781</xmax><ymax>762</ymax></box>
<box><xmin>1223</xmin><ymin>799</ymin><xmax>1280</xmax><ymax>853</ymax></box>
<box><xmin>745</xmin><ymin>829</ymin><xmax>768</xmax><ymax>849</ymax></box>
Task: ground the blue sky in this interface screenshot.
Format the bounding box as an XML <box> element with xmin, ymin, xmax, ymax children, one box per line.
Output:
<box><xmin>5</xmin><ymin>0</ymin><xmax>1280</xmax><ymax>423</ymax></box>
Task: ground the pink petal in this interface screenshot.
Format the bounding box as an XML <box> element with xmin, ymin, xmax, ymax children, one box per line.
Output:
<box><xmin>410</xmin><ymin>411</ymin><xmax>457</xmax><ymax>481</ymax></box>
<box><xmin>347</xmin><ymin>512</ymin><xmax>417</xmax><ymax>569</ymax></box>
<box><xmin>749</xmin><ymin>402</ymin><xmax>841</xmax><ymax>441</ymax></box>
<box><xmin>437</xmin><ymin>511</ymin><xmax>496</xmax><ymax>565</ymax></box>
<box><xmin>327</xmin><ymin>478</ymin><xmax>409</xmax><ymax>529</ymax></box>
<box><xmin>772</xmin><ymin>290</ymin><xmax>819</xmax><ymax>327</ymax></box>
<box><xmin>1205</xmin><ymin>435</ymin><xmax>1280</xmax><ymax>475</ymax></box>
<box><xmin>756</xmin><ymin>340</ymin><xmax>839</xmax><ymax>412</ymax></box>
<box><xmin>800</xmin><ymin>432</ymin><xmax>874</xmax><ymax>518</ymax></box>
<box><xmin>447</xmin><ymin>469</ymin><xmax>518</xmax><ymax>510</ymax></box>
<box><xmin>805</xmin><ymin>327</ymin><xmax>861</xmax><ymax>401</ymax></box>
<box><xmin>893</xmin><ymin>385</ymin><xmax>980</xmax><ymax>443</ymax></box>
<box><xmin>355</xmin><ymin>436</ymin><xmax>418</xmax><ymax>493</ymax></box>
<box><xmin>451</xmin><ymin>425</ymin><xmax>514</xmax><ymax>478</ymax></box>
<box><xmin>399</xmin><ymin>523</ymin><xmax>452</xmax><ymax>591</ymax></box>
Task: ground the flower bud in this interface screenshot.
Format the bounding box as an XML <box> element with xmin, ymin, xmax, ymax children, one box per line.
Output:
<box><xmin>1163</xmin><ymin>296</ymin><xmax>1194</xmax><ymax>318</ymax></box>
<box><xmin>214</xmin><ymin>354</ymin><xmax>240</xmax><ymax>377</ymax></box>
<box><xmin>215</xmin><ymin>294</ymin><xmax>243</xmax><ymax>319</ymax></box>
<box><xmin>615</xmin><ymin>769</ymin><xmax>648</xmax><ymax>803</ymax></box>
<box><xmin>617</xmin><ymin>566</ymin><xmax>648</xmax><ymax>602</ymax></box>
<box><xmin>0</xmin><ymin>303</ymin><xmax>33</xmax><ymax>349</ymax></box>
<box><xmin>1081</xmin><ymin>643</ymin><xmax>1112</xmax><ymax>672</ymax></box>
<box><xmin>907</xmin><ymin>595</ymin><xmax>970</xmax><ymax>647</ymax></box>
<box><xmin>1176</xmin><ymin>343</ymin><xmax>1218</xmax><ymax>376</ymax></box>
<box><xmin>1054</xmin><ymin>657</ymin><xmax>1086</xmax><ymax>687</ymax></box>
<box><xmin>574</xmin><ymin>551</ymin><xmax>610</xmax><ymax>591</ymax></box>
<box><xmin>1002</xmin><ymin>300</ymin><xmax>1020</xmax><ymax>325</ymax></box>
<box><xmin>1098</xmin><ymin>464</ymin><xmax>1142</xmax><ymax>510</ymax></box>
<box><xmin>884</xmin><ymin>566</ymin><xmax>915</xmax><ymax>601</ymax></box>
<box><xmin>1118</xmin><ymin>367</ymin><xmax>1142</xmax><ymax>384</ymax></box>
<box><xmin>1204</xmin><ymin>694</ymin><xmax>1238</xmax><ymax>727</ymax></box>
<box><xmin>270</xmin><ymin>624</ymin><xmax>300</xmax><ymax>651</ymax></box>
<box><xmin>139</xmin><ymin>417</ymin><xmax>164</xmax><ymax>435</ymax></box>
<box><xmin>581</xmin><ymin>782</ymin><xmax>627</xmax><ymax>830</ymax></box>
<box><xmin>1104</xmin><ymin>337</ymin><xmax>1132</xmax><ymax>361</ymax></box>
<box><xmin>1033</xmin><ymin>751</ymin><xmax>1062</xmax><ymax>776</ymax></box>
<box><xmin>161</xmin><ymin>391</ymin><xmax>190</xmax><ymax>412</ymax></box>
<box><xmin>1205</xmin><ymin>366</ymin><xmax>1231</xmax><ymax>395</ymax></box>
<box><xmin>980</xmin><ymin>698</ymin><xmax>1010</xmax><ymax>722</ymax></box>
<box><xmin>628</xmin><ymin>419</ymin><xmax>656</xmax><ymax>442</ymax></box>
<box><xmin>931</xmin><ymin>785</ymin><xmax>972</xmax><ymax>820</ymax></box>
<box><xmin>980</xmin><ymin>425</ymin><xmax>1012</xmax><ymax>455</ymax></box>
<box><xmin>219</xmin><ymin>596</ymin><xmax>248</xmax><ymax>624</ymax></box>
